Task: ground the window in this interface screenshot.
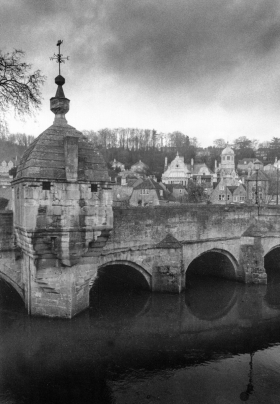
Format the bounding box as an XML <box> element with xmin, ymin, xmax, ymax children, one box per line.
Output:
<box><xmin>160</xmin><ymin>190</ymin><xmax>163</xmax><ymax>196</ymax></box>
<box><xmin>141</xmin><ymin>189</ymin><xmax>149</xmax><ymax>195</ymax></box>
<box><xmin>227</xmin><ymin>194</ymin><xmax>230</xmax><ymax>200</ymax></box>
<box><xmin>179</xmin><ymin>189</ymin><xmax>182</xmax><ymax>194</ymax></box>
<box><xmin>42</xmin><ymin>182</ymin><xmax>51</xmax><ymax>190</ymax></box>
<box><xmin>91</xmin><ymin>184</ymin><xmax>98</xmax><ymax>192</ymax></box>
<box><xmin>227</xmin><ymin>156</ymin><xmax>230</xmax><ymax>160</ymax></box>
<box><xmin>240</xmin><ymin>196</ymin><xmax>245</xmax><ymax>201</ymax></box>
<box><xmin>233</xmin><ymin>196</ymin><xmax>237</xmax><ymax>202</ymax></box>
<box><xmin>219</xmin><ymin>185</ymin><xmax>224</xmax><ymax>190</ymax></box>
<box><xmin>223</xmin><ymin>156</ymin><xmax>225</xmax><ymax>160</ymax></box>
<box><xmin>219</xmin><ymin>194</ymin><xmax>225</xmax><ymax>201</ymax></box>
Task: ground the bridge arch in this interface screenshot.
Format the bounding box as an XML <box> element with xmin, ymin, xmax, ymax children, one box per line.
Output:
<box><xmin>0</xmin><ymin>270</ymin><xmax>24</xmax><ymax>301</ymax></box>
<box><xmin>95</xmin><ymin>260</ymin><xmax>152</xmax><ymax>290</ymax></box>
<box><xmin>185</xmin><ymin>248</ymin><xmax>243</xmax><ymax>282</ymax></box>
<box><xmin>263</xmin><ymin>243</ymin><xmax>280</xmax><ymax>281</ymax></box>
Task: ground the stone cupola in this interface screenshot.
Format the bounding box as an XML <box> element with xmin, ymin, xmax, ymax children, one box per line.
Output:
<box><xmin>220</xmin><ymin>145</ymin><xmax>235</xmax><ymax>170</ymax></box>
<box><xmin>15</xmin><ymin>75</ymin><xmax>109</xmax><ymax>184</ymax></box>
<box><xmin>12</xmin><ymin>68</ymin><xmax>113</xmax><ymax>318</ymax></box>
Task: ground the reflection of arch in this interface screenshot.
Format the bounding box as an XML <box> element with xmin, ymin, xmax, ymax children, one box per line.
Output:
<box><xmin>97</xmin><ymin>260</ymin><xmax>152</xmax><ymax>289</ymax></box>
<box><xmin>186</xmin><ymin>248</ymin><xmax>242</xmax><ymax>281</ymax></box>
<box><xmin>0</xmin><ymin>271</ymin><xmax>24</xmax><ymax>301</ymax></box>
<box><xmin>185</xmin><ymin>277</ymin><xmax>239</xmax><ymax>321</ymax></box>
<box><xmin>264</xmin><ymin>245</ymin><xmax>280</xmax><ymax>307</ymax></box>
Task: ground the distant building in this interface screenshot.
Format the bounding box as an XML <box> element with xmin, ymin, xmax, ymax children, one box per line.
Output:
<box><xmin>110</xmin><ymin>159</ymin><xmax>125</xmax><ymax>171</ymax></box>
<box><xmin>210</xmin><ymin>182</ymin><xmax>246</xmax><ymax>204</ymax></box>
<box><xmin>162</xmin><ymin>153</ymin><xmax>215</xmax><ymax>187</ymax></box>
<box><xmin>263</xmin><ymin>163</ymin><xmax>276</xmax><ymax>175</ymax></box>
<box><xmin>130</xmin><ymin>178</ymin><xmax>175</xmax><ymax>206</ymax></box>
<box><xmin>130</xmin><ymin>160</ymin><xmax>149</xmax><ymax>174</ymax></box>
<box><xmin>189</xmin><ymin>161</ymin><xmax>215</xmax><ymax>187</ymax></box>
<box><xmin>164</xmin><ymin>183</ymin><xmax>187</xmax><ymax>202</ymax></box>
<box><xmin>0</xmin><ymin>160</ymin><xmax>14</xmax><ymax>188</ymax></box>
<box><xmin>0</xmin><ymin>160</ymin><xmax>14</xmax><ymax>174</ymax></box>
<box><xmin>246</xmin><ymin>170</ymin><xmax>270</xmax><ymax>204</ymax></box>
<box><xmin>215</xmin><ymin>145</ymin><xmax>240</xmax><ymax>186</ymax></box>
<box><xmin>256</xmin><ymin>147</ymin><xmax>269</xmax><ymax>161</ymax></box>
<box><xmin>162</xmin><ymin>153</ymin><xmax>190</xmax><ymax>185</ymax></box>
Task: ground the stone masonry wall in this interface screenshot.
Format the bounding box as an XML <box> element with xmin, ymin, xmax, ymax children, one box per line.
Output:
<box><xmin>106</xmin><ymin>205</ymin><xmax>257</xmax><ymax>250</ymax></box>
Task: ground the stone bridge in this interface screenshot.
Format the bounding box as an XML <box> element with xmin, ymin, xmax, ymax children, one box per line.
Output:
<box><xmin>100</xmin><ymin>204</ymin><xmax>280</xmax><ymax>291</ymax></box>
<box><xmin>1</xmin><ymin>204</ymin><xmax>280</xmax><ymax>317</ymax></box>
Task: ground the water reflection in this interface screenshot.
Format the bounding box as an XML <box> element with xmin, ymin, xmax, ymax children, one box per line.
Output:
<box><xmin>1</xmin><ymin>275</ymin><xmax>280</xmax><ymax>402</ymax></box>
<box><xmin>265</xmin><ymin>248</ymin><xmax>280</xmax><ymax>309</ymax></box>
<box><xmin>185</xmin><ymin>276</ymin><xmax>239</xmax><ymax>320</ymax></box>
<box><xmin>240</xmin><ymin>353</ymin><xmax>254</xmax><ymax>402</ymax></box>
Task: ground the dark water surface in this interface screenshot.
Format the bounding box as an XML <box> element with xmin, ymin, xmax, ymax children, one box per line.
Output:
<box><xmin>1</xmin><ymin>275</ymin><xmax>280</xmax><ymax>403</ymax></box>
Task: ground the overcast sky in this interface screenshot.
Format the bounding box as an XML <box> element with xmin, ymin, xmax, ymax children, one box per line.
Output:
<box><xmin>1</xmin><ymin>0</ymin><xmax>280</xmax><ymax>146</ymax></box>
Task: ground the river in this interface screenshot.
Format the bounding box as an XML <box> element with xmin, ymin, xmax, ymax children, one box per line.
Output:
<box><xmin>1</xmin><ymin>270</ymin><xmax>280</xmax><ymax>403</ymax></box>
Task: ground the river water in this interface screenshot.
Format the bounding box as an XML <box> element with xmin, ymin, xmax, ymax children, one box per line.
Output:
<box><xmin>1</xmin><ymin>273</ymin><xmax>280</xmax><ymax>403</ymax></box>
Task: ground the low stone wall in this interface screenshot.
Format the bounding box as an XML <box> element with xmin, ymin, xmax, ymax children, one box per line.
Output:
<box><xmin>106</xmin><ymin>205</ymin><xmax>258</xmax><ymax>250</ymax></box>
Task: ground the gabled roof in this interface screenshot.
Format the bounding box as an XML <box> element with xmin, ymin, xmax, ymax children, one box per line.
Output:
<box><xmin>134</xmin><ymin>178</ymin><xmax>162</xmax><ymax>190</ymax></box>
<box><xmin>247</xmin><ymin>170</ymin><xmax>269</xmax><ymax>181</ymax></box>
<box><xmin>227</xmin><ymin>186</ymin><xmax>238</xmax><ymax>194</ymax></box>
<box><xmin>186</xmin><ymin>163</ymin><xmax>213</xmax><ymax>175</ymax></box>
<box><xmin>129</xmin><ymin>178</ymin><xmax>143</xmax><ymax>188</ymax></box>
<box><xmin>131</xmin><ymin>160</ymin><xmax>149</xmax><ymax>169</ymax></box>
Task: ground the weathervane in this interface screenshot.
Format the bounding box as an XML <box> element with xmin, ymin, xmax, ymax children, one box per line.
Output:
<box><xmin>50</xmin><ymin>40</ymin><xmax>69</xmax><ymax>75</ymax></box>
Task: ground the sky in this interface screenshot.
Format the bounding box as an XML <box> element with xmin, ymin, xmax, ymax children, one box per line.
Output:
<box><xmin>1</xmin><ymin>0</ymin><xmax>280</xmax><ymax>146</ymax></box>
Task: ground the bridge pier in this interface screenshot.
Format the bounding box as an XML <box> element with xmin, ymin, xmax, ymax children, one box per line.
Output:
<box><xmin>21</xmin><ymin>256</ymin><xmax>93</xmax><ymax>318</ymax></box>
<box><xmin>240</xmin><ymin>236</ymin><xmax>267</xmax><ymax>284</ymax></box>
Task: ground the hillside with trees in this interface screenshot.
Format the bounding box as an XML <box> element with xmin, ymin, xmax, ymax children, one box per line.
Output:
<box><xmin>0</xmin><ymin>132</ymin><xmax>35</xmax><ymax>163</ymax></box>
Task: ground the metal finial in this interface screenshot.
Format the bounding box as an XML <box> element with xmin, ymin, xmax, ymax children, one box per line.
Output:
<box><xmin>50</xmin><ymin>40</ymin><xmax>69</xmax><ymax>75</ymax></box>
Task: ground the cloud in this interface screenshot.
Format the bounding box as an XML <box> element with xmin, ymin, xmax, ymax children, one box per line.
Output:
<box><xmin>93</xmin><ymin>0</ymin><xmax>280</xmax><ymax>105</ymax></box>
<box><xmin>2</xmin><ymin>0</ymin><xmax>280</xmax><ymax>143</ymax></box>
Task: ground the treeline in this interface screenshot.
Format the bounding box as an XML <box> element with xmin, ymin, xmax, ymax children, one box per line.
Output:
<box><xmin>0</xmin><ymin>132</ymin><xmax>35</xmax><ymax>162</ymax></box>
<box><xmin>82</xmin><ymin>128</ymin><xmax>190</xmax><ymax>150</ymax></box>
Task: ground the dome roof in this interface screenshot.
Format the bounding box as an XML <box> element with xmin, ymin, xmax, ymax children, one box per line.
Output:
<box><xmin>15</xmin><ymin>124</ymin><xmax>109</xmax><ymax>182</ymax></box>
<box><xmin>221</xmin><ymin>146</ymin><xmax>234</xmax><ymax>155</ymax></box>
<box><xmin>14</xmin><ymin>76</ymin><xmax>109</xmax><ymax>183</ymax></box>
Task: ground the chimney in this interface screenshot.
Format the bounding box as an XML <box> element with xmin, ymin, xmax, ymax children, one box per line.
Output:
<box><xmin>164</xmin><ymin>157</ymin><xmax>168</xmax><ymax>171</ymax></box>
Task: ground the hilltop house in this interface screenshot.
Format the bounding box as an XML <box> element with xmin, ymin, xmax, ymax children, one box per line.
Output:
<box><xmin>210</xmin><ymin>182</ymin><xmax>246</xmax><ymax>204</ymax></box>
<box><xmin>162</xmin><ymin>153</ymin><xmax>215</xmax><ymax>188</ymax></box>
<box><xmin>129</xmin><ymin>178</ymin><xmax>175</xmax><ymax>206</ymax></box>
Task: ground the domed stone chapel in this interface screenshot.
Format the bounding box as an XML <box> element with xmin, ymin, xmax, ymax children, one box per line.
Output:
<box><xmin>11</xmin><ymin>65</ymin><xmax>113</xmax><ymax>317</ymax></box>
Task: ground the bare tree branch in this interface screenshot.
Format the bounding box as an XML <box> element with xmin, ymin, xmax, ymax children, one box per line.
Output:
<box><xmin>0</xmin><ymin>49</ymin><xmax>46</xmax><ymax>120</ymax></box>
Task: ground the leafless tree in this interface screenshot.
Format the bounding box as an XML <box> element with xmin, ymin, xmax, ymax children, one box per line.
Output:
<box><xmin>0</xmin><ymin>49</ymin><xmax>46</xmax><ymax>119</ymax></box>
